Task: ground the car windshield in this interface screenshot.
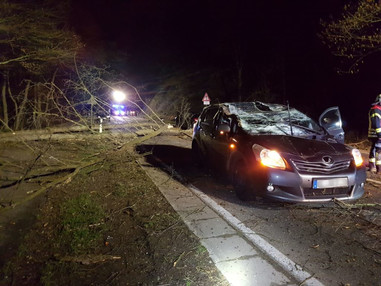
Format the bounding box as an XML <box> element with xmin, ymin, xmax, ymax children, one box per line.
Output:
<box><xmin>226</xmin><ymin>102</ymin><xmax>323</xmax><ymax>136</ymax></box>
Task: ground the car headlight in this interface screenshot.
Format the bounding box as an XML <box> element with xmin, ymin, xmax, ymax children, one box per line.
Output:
<box><xmin>260</xmin><ymin>149</ymin><xmax>286</xmax><ymax>170</ymax></box>
<box><xmin>352</xmin><ymin>149</ymin><xmax>363</xmax><ymax>167</ymax></box>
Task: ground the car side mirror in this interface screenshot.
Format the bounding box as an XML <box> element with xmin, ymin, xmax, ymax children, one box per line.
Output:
<box><xmin>217</xmin><ymin>123</ymin><xmax>231</xmax><ymax>135</ymax></box>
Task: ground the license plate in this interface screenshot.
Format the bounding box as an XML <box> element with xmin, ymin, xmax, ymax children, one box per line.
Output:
<box><xmin>312</xmin><ymin>178</ymin><xmax>348</xmax><ymax>189</ymax></box>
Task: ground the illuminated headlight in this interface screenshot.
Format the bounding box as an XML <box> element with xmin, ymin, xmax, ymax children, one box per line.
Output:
<box><xmin>260</xmin><ymin>149</ymin><xmax>286</xmax><ymax>170</ymax></box>
<box><xmin>352</xmin><ymin>149</ymin><xmax>363</xmax><ymax>167</ymax></box>
<box><xmin>252</xmin><ymin>144</ymin><xmax>286</xmax><ymax>170</ymax></box>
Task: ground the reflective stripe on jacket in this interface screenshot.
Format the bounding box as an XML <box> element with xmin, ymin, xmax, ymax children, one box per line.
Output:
<box><xmin>368</xmin><ymin>104</ymin><xmax>381</xmax><ymax>138</ymax></box>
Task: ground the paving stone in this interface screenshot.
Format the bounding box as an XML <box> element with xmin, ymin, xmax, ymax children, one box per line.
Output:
<box><xmin>185</xmin><ymin>216</ymin><xmax>236</xmax><ymax>238</ymax></box>
<box><xmin>201</xmin><ymin>234</ymin><xmax>258</xmax><ymax>262</ymax></box>
<box><xmin>178</xmin><ymin>205</ymin><xmax>219</xmax><ymax>221</ymax></box>
<box><xmin>216</xmin><ymin>256</ymin><xmax>296</xmax><ymax>286</ymax></box>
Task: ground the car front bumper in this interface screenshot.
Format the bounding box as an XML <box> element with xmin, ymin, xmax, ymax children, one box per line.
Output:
<box><xmin>255</xmin><ymin>166</ymin><xmax>366</xmax><ymax>203</ymax></box>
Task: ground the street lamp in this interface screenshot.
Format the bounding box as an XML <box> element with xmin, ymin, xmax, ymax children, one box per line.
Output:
<box><xmin>111</xmin><ymin>89</ymin><xmax>127</xmax><ymax>116</ymax></box>
<box><xmin>112</xmin><ymin>90</ymin><xmax>126</xmax><ymax>102</ymax></box>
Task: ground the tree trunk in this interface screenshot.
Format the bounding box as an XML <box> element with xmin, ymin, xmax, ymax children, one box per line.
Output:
<box><xmin>237</xmin><ymin>64</ymin><xmax>243</xmax><ymax>102</ymax></box>
<box><xmin>34</xmin><ymin>84</ymin><xmax>42</xmax><ymax>129</ymax></box>
<box><xmin>281</xmin><ymin>56</ymin><xmax>287</xmax><ymax>104</ymax></box>
<box><xmin>15</xmin><ymin>80</ymin><xmax>31</xmax><ymax>130</ymax></box>
<box><xmin>8</xmin><ymin>75</ymin><xmax>19</xmax><ymax>130</ymax></box>
<box><xmin>1</xmin><ymin>73</ymin><xmax>9</xmax><ymax>127</ymax></box>
<box><xmin>235</xmin><ymin>46</ymin><xmax>244</xmax><ymax>103</ymax></box>
<box><xmin>46</xmin><ymin>70</ymin><xmax>57</xmax><ymax>114</ymax></box>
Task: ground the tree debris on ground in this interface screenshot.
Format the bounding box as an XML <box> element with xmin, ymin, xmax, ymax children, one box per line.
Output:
<box><xmin>0</xmin><ymin>134</ymin><xmax>228</xmax><ymax>285</ymax></box>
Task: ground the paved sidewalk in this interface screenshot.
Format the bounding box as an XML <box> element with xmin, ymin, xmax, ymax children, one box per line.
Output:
<box><xmin>138</xmin><ymin>157</ymin><xmax>324</xmax><ymax>286</ymax></box>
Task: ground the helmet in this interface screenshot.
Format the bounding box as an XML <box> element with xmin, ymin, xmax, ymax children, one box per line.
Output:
<box><xmin>375</xmin><ymin>94</ymin><xmax>381</xmax><ymax>104</ymax></box>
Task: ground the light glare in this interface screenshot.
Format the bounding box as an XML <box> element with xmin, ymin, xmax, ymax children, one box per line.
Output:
<box><xmin>352</xmin><ymin>149</ymin><xmax>363</xmax><ymax>167</ymax></box>
<box><xmin>260</xmin><ymin>149</ymin><xmax>286</xmax><ymax>169</ymax></box>
<box><xmin>112</xmin><ymin>90</ymin><xmax>126</xmax><ymax>102</ymax></box>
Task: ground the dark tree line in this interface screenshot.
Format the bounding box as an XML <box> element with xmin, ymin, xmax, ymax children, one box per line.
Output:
<box><xmin>0</xmin><ymin>0</ymin><xmax>84</xmax><ymax>130</ymax></box>
<box><xmin>1</xmin><ymin>0</ymin><xmax>381</xmax><ymax>133</ymax></box>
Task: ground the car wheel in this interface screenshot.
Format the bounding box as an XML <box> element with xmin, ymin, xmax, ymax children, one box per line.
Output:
<box><xmin>191</xmin><ymin>142</ymin><xmax>204</xmax><ymax>166</ymax></box>
<box><xmin>231</xmin><ymin>161</ymin><xmax>255</xmax><ymax>201</ymax></box>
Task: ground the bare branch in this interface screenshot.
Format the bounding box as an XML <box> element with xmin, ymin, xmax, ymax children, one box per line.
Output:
<box><xmin>320</xmin><ymin>0</ymin><xmax>381</xmax><ymax>73</ymax></box>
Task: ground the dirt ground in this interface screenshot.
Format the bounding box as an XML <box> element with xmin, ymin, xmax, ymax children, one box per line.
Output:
<box><xmin>1</xmin><ymin>132</ymin><xmax>381</xmax><ymax>286</ymax></box>
<box><xmin>0</xmin><ymin>134</ymin><xmax>228</xmax><ymax>285</ymax></box>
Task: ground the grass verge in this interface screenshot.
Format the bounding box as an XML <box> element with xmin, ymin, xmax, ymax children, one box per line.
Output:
<box><xmin>59</xmin><ymin>193</ymin><xmax>106</xmax><ymax>255</ymax></box>
<box><xmin>0</xmin><ymin>139</ymin><xmax>228</xmax><ymax>286</ymax></box>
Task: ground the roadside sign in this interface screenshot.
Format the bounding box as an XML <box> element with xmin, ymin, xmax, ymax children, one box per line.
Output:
<box><xmin>202</xmin><ymin>93</ymin><xmax>210</xmax><ymax>105</ymax></box>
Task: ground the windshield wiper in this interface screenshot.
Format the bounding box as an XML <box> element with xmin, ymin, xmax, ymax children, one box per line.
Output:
<box><xmin>287</xmin><ymin>101</ymin><xmax>294</xmax><ymax>136</ymax></box>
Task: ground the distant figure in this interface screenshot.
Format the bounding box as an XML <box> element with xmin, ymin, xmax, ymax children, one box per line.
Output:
<box><xmin>368</xmin><ymin>94</ymin><xmax>381</xmax><ymax>173</ymax></box>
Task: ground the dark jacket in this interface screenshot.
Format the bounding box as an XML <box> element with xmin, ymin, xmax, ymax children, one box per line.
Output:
<box><xmin>368</xmin><ymin>104</ymin><xmax>381</xmax><ymax>138</ymax></box>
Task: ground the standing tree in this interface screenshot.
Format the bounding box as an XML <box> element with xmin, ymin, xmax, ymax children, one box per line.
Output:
<box><xmin>0</xmin><ymin>0</ymin><xmax>83</xmax><ymax>130</ymax></box>
<box><xmin>320</xmin><ymin>0</ymin><xmax>381</xmax><ymax>74</ymax></box>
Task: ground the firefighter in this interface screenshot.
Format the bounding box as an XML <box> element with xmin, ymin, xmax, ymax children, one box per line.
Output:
<box><xmin>368</xmin><ymin>94</ymin><xmax>381</xmax><ymax>173</ymax></box>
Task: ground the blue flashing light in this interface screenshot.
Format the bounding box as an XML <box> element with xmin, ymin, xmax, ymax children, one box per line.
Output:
<box><xmin>112</xmin><ymin>104</ymin><xmax>126</xmax><ymax>116</ymax></box>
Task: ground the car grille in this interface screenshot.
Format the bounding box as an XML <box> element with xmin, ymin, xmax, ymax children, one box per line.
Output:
<box><xmin>291</xmin><ymin>159</ymin><xmax>351</xmax><ymax>174</ymax></box>
<box><xmin>304</xmin><ymin>187</ymin><xmax>351</xmax><ymax>198</ymax></box>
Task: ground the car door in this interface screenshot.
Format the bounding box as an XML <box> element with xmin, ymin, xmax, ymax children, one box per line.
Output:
<box><xmin>318</xmin><ymin>106</ymin><xmax>345</xmax><ymax>144</ymax></box>
<box><xmin>199</xmin><ymin>107</ymin><xmax>219</xmax><ymax>155</ymax></box>
<box><xmin>209</xmin><ymin>110</ymin><xmax>232</xmax><ymax>169</ymax></box>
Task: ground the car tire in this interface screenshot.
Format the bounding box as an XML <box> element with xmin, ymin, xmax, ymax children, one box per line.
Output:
<box><xmin>230</xmin><ymin>161</ymin><xmax>255</xmax><ymax>201</ymax></box>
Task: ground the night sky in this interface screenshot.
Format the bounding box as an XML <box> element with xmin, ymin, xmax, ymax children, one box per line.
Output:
<box><xmin>71</xmin><ymin>0</ymin><xmax>381</xmax><ymax>136</ymax></box>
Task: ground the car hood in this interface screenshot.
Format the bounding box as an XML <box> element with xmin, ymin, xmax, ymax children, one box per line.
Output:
<box><xmin>248</xmin><ymin>135</ymin><xmax>351</xmax><ymax>159</ymax></box>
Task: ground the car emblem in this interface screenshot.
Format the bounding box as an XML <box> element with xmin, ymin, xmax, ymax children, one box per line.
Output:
<box><xmin>322</xmin><ymin>156</ymin><xmax>334</xmax><ymax>166</ymax></box>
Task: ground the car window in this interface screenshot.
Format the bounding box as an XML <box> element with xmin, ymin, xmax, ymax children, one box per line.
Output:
<box><xmin>202</xmin><ymin>107</ymin><xmax>219</xmax><ymax>124</ymax></box>
<box><xmin>320</xmin><ymin>108</ymin><xmax>342</xmax><ymax>131</ymax></box>
<box><xmin>226</xmin><ymin>102</ymin><xmax>323</xmax><ymax>136</ymax></box>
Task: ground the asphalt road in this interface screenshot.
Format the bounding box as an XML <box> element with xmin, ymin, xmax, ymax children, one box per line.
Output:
<box><xmin>137</xmin><ymin>130</ymin><xmax>381</xmax><ymax>286</ymax></box>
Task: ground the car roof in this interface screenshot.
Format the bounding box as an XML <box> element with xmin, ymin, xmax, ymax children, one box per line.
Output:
<box><xmin>203</xmin><ymin>101</ymin><xmax>288</xmax><ymax>115</ymax></box>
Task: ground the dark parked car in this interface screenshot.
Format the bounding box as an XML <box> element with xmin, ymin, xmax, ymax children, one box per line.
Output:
<box><xmin>192</xmin><ymin>101</ymin><xmax>366</xmax><ymax>203</ymax></box>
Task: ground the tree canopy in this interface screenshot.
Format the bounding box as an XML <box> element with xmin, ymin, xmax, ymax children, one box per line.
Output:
<box><xmin>0</xmin><ymin>0</ymin><xmax>86</xmax><ymax>130</ymax></box>
<box><xmin>320</xmin><ymin>0</ymin><xmax>381</xmax><ymax>73</ymax></box>
<box><xmin>0</xmin><ymin>0</ymin><xmax>82</xmax><ymax>74</ymax></box>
